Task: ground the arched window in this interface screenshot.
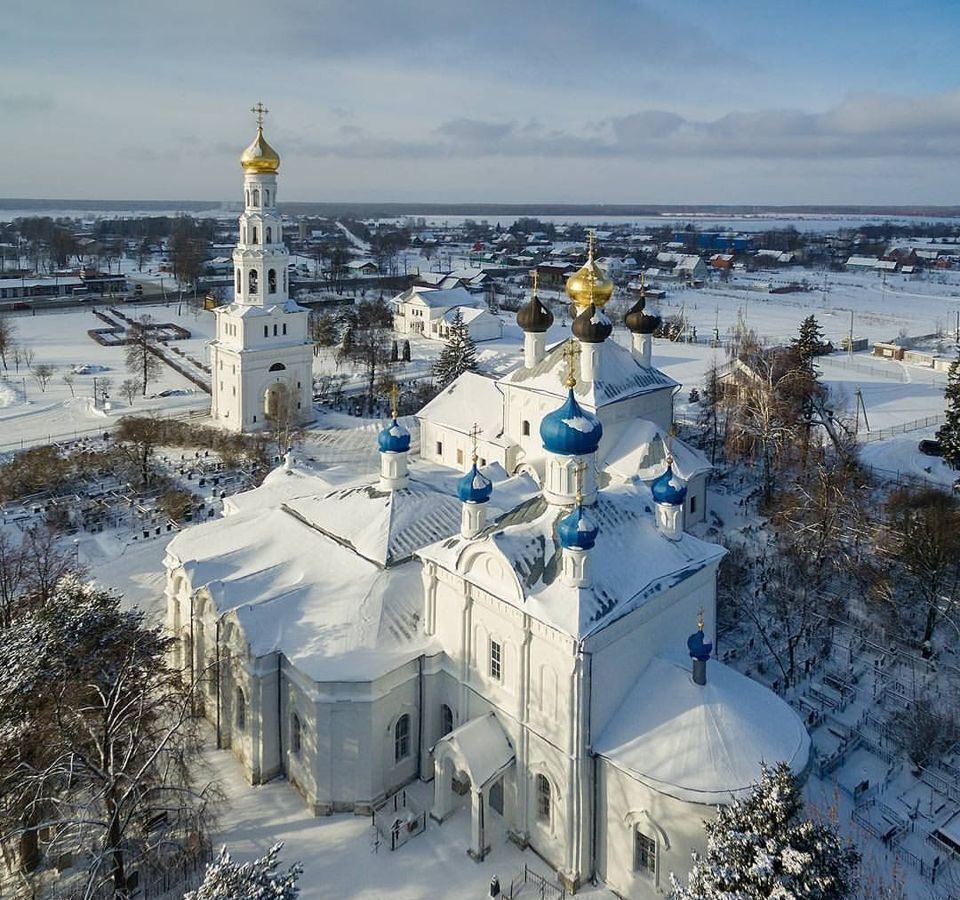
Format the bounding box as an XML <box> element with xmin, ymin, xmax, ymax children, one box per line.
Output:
<box><xmin>394</xmin><ymin>714</ymin><xmax>410</xmax><ymax>762</ymax></box>
<box><xmin>292</xmin><ymin>713</ymin><xmax>302</xmax><ymax>755</ymax></box>
<box><xmin>283</xmin><ymin>270</ymin><xmax>287</xmax><ymax>291</ymax></box>
<box><xmin>266</xmin><ymin>226</ymin><xmax>272</xmax><ymax>244</ymax></box>
<box><xmin>268</xmin><ymin>269</ymin><xmax>277</xmax><ymax>294</ymax></box>
<box><xmin>634</xmin><ymin>828</ymin><xmax>657</xmax><ymax>875</ymax></box>
<box><xmin>253</xmin><ymin>189</ymin><xmax>260</xmax><ymax>206</ymax></box>
<box><xmin>249</xmin><ymin>269</ymin><xmax>258</xmax><ymax>294</ymax></box>
<box><xmin>273</xmin><ymin>324</ymin><xmax>278</xmax><ymax>336</ymax></box>
<box><xmin>263</xmin><ymin>325</ymin><xmax>268</xmax><ymax>338</ymax></box>
<box><xmin>251</xmin><ymin>226</ymin><xmax>258</xmax><ymax>245</ymax></box>
<box><xmin>522</xmin><ymin>420</ymin><xmax>530</xmax><ymax>437</ymax></box>
<box><xmin>535</xmin><ymin>773</ymin><xmax>551</xmax><ymax>824</ymax></box>
<box><xmin>236</xmin><ymin>687</ymin><xmax>246</xmax><ymax>731</ymax></box>
<box><xmin>268</xmin><ymin>362</ymin><xmax>286</xmax><ymax>372</ymax></box>
<box><xmin>264</xmin><ymin>189</ymin><xmax>270</xmax><ymax>205</ymax></box>
<box><xmin>282</xmin><ymin>323</ymin><xmax>287</xmax><ymax>335</ymax></box>
<box><xmin>245</xmin><ymin>189</ymin><xmax>250</xmax><ymax>207</ymax></box>
<box><xmin>440</xmin><ymin>704</ymin><xmax>454</xmax><ymax>738</ymax></box>
<box><xmin>235</xmin><ymin>269</ymin><xmax>241</xmax><ymax>293</ymax></box>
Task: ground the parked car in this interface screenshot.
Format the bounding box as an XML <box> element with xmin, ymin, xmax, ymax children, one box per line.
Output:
<box><xmin>918</xmin><ymin>439</ymin><xmax>943</xmax><ymax>456</ymax></box>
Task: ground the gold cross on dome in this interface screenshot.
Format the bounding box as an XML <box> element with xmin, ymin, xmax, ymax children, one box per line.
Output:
<box><xmin>562</xmin><ymin>340</ymin><xmax>581</xmax><ymax>388</ymax></box>
<box><xmin>390</xmin><ymin>382</ymin><xmax>399</xmax><ymax>418</ymax></box>
<box><xmin>468</xmin><ymin>422</ymin><xmax>481</xmax><ymax>464</ymax></box>
<box><xmin>586</xmin><ymin>230</ymin><xmax>596</xmax><ymax>259</ymax></box>
<box><xmin>697</xmin><ymin>606</ymin><xmax>705</xmax><ymax>632</ymax></box>
<box><xmin>573</xmin><ymin>459</ymin><xmax>587</xmax><ymax>505</ymax></box>
<box><xmin>251</xmin><ymin>102</ymin><xmax>268</xmax><ymax>127</ymax></box>
<box><xmin>530</xmin><ymin>269</ymin><xmax>539</xmax><ymax>296</ymax></box>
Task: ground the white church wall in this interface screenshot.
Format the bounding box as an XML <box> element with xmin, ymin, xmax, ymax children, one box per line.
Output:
<box><xmin>587</xmin><ymin>565</ymin><xmax>718</xmax><ymax>738</ymax></box>
<box><xmin>685</xmin><ymin>473</ymin><xmax>707</xmax><ymax>526</ymax></box>
<box><xmin>597</xmin><ymin>759</ymin><xmax>710</xmax><ymax>900</ymax></box>
<box><xmin>418</xmin><ymin>420</ymin><xmax>508</xmax><ymax>471</ymax></box>
<box><xmin>595</xmin><ymin>389</ymin><xmax>675</xmax><ymax>451</ymax></box>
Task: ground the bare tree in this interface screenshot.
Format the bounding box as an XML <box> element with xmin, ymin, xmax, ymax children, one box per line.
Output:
<box><xmin>336</xmin><ymin>299</ymin><xmax>392</xmax><ymax>414</ymax></box>
<box><xmin>114</xmin><ymin>415</ymin><xmax>163</xmax><ymax>488</ymax></box>
<box><xmin>120</xmin><ymin>377</ymin><xmax>142</xmax><ymax>406</ymax></box>
<box><xmin>14</xmin><ymin>344</ymin><xmax>35</xmax><ymax>374</ymax></box>
<box><xmin>264</xmin><ymin>385</ymin><xmax>304</xmax><ymax>459</ymax></box>
<box><xmin>31</xmin><ymin>362</ymin><xmax>56</xmax><ymax>392</ymax></box>
<box><xmin>0</xmin><ymin>531</ymin><xmax>25</xmax><ymax>628</ymax></box>
<box><xmin>61</xmin><ymin>372</ymin><xmax>76</xmax><ymax>398</ymax></box>
<box><xmin>0</xmin><ymin>316</ymin><xmax>15</xmax><ymax>370</ymax></box>
<box><xmin>125</xmin><ymin>315</ymin><xmax>162</xmax><ymax>397</ymax></box>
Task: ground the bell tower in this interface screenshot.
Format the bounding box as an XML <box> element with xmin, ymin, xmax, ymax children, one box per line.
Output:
<box><xmin>209</xmin><ymin>103</ymin><xmax>314</xmax><ymax>433</ymax></box>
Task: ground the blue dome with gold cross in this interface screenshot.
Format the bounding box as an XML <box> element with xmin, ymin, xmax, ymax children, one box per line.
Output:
<box><xmin>378</xmin><ymin>418</ymin><xmax>411</xmax><ymax>454</ymax></box>
<box><xmin>540</xmin><ymin>389</ymin><xmax>602</xmax><ymax>456</ymax></box>
<box><xmin>557</xmin><ymin>501</ymin><xmax>598</xmax><ymax>551</ymax></box>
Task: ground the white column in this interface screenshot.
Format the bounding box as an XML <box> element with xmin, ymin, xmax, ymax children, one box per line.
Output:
<box><xmin>632</xmin><ymin>333</ymin><xmax>652</xmax><ymax>367</ymax></box>
<box><xmin>561</xmin><ymin>547</ymin><xmax>590</xmax><ymax>588</ymax></box>
<box><xmin>524</xmin><ymin>332</ymin><xmax>546</xmax><ymax>368</ymax></box>
<box><xmin>579</xmin><ymin>341</ymin><xmax>602</xmax><ymax>382</ymax></box>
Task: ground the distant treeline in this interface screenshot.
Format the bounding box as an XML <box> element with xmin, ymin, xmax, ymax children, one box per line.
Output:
<box><xmin>3</xmin><ymin>199</ymin><xmax>960</xmax><ymax>219</ymax></box>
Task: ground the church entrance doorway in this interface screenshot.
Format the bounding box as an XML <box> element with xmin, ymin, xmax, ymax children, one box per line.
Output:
<box><xmin>489</xmin><ymin>777</ymin><xmax>504</xmax><ymax>816</ymax></box>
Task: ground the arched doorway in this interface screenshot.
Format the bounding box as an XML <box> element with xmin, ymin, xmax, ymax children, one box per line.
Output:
<box><xmin>264</xmin><ymin>381</ymin><xmax>289</xmax><ymax>419</ymax></box>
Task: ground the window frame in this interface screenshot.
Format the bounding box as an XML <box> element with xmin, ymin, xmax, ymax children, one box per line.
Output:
<box><xmin>394</xmin><ymin>713</ymin><xmax>411</xmax><ymax>763</ymax></box>
<box><xmin>633</xmin><ymin>828</ymin><xmax>657</xmax><ymax>877</ymax></box>
<box><xmin>489</xmin><ymin>639</ymin><xmax>502</xmax><ymax>682</ymax></box>
<box><xmin>535</xmin><ymin>773</ymin><xmax>551</xmax><ymax>825</ymax></box>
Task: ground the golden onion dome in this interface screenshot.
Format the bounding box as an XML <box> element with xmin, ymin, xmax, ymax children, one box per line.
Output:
<box><xmin>565</xmin><ymin>244</ymin><xmax>614</xmax><ymax>309</ymax></box>
<box><xmin>240</xmin><ymin>126</ymin><xmax>280</xmax><ymax>174</ymax></box>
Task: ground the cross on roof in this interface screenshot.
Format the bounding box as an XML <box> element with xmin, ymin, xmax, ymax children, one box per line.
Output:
<box><xmin>697</xmin><ymin>606</ymin><xmax>705</xmax><ymax>632</ymax></box>
<box><xmin>468</xmin><ymin>422</ymin><xmax>481</xmax><ymax>464</ymax></box>
<box><xmin>586</xmin><ymin>230</ymin><xmax>596</xmax><ymax>258</ymax></box>
<box><xmin>251</xmin><ymin>102</ymin><xmax>268</xmax><ymax>127</ymax></box>
<box><xmin>390</xmin><ymin>382</ymin><xmax>399</xmax><ymax>418</ymax></box>
<box><xmin>530</xmin><ymin>269</ymin><xmax>539</xmax><ymax>296</ymax></box>
<box><xmin>562</xmin><ymin>340</ymin><xmax>581</xmax><ymax>388</ymax></box>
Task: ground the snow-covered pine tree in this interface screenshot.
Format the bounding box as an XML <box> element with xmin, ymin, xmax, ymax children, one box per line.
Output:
<box><xmin>671</xmin><ymin>762</ymin><xmax>859</xmax><ymax>900</ymax></box>
<box><xmin>186</xmin><ymin>842</ymin><xmax>302</xmax><ymax>900</ymax></box>
<box><xmin>792</xmin><ymin>314</ymin><xmax>828</xmax><ymax>370</ymax></box>
<box><xmin>432</xmin><ymin>308</ymin><xmax>478</xmax><ymax>387</ymax></box>
<box><xmin>940</xmin><ymin>351</ymin><xmax>960</xmax><ymax>469</ymax></box>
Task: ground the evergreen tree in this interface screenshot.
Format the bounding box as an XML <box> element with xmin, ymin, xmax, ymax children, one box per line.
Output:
<box><xmin>401</xmin><ymin>339</ymin><xmax>411</xmax><ymax>362</ymax></box>
<box><xmin>671</xmin><ymin>762</ymin><xmax>859</xmax><ymax>900</ymax></box>
<box><xmin>940</xmin><ymin>351</ymin><xmax>960</xmax><ymax>469</ymax></box>
<box><xmin>186</xmin><ymin>842</ymin><xmax>302</xmax><ymax>900</ymax></box>
<box><xmin>792</xmin><ymin>314</ymin><xmax>828</xmax><ymax>372</ymax></box>
<box><xmin>432</xmin><ymin>308</ymin><xmax>478</xmax><ymax>387</ymax></box>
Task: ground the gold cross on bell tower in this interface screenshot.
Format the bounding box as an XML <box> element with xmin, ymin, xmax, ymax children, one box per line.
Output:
<box><xmin>468</xmin><ymin>422</ymin><xmax>481</xmax><ymax>465</ymax></box>
<box><xmin>390</xmin><ymin>382</ymin><xmax>399</xmax><ymax>419</ymax></box>
<box><xmin>251</xmin><ymin>101</ymin><xmax>268</xmax><ymax>127</ymax></box>
<box><xmin>562</xmin><ymin>340</ymin><xmax>581</xmax><ymax>388</ymax></box>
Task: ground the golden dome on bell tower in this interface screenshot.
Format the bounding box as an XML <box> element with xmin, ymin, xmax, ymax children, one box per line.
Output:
<box><xmin>565</xmin><ymin>231</ymin><xmax>614</xmax><ymax>309</ymax></box>
<box><xmin>240</xmin><ymin>102</ymin><xmax>280</xmax><ymax>174</ymax></box>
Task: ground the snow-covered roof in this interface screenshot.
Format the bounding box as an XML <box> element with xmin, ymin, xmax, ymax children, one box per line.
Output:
<box><xmin>418</xmin><ymin>481</ymin><xmax>725</xmax><ymax>640</ymax></box>
<box><xmin>435</xmin><ymin>713</ymin><xmax>515</xmax><ymax>790</ymax></box>
<box><xmin>284</xmin><ymin>475</ymin><xmax>464</xmax><ymax>569</ymax></box>
<box><xmin>223</xmin><ymin>461</ymin><xmax>328</xmax><ymax>516</ymax></box>
<box><xmin>499</xmin><ymin>338</ymin><xmax>677</xmax><ymax>409</ymax></box>
<box><xmin>394</xmin><ymin>286</ymin><xmax>482</xmax><ymax>311</ymax></box>
<box><xmin>441</xmin><ymin>305</ymin><xmax>490</xmax><ymax>325</ymax></box>
<box><xmin>604</xmin><ymin>421</ymin><xmax>711</xmax><ymax>483</ymax></box>
<box><xmin>595</xmin><ymin>654</ymin><xmax>810</xmax><ymax>804</ymax></box>
<box><xmin>217</xmin><ymin>299</ymin><xmax>306</xmax><ymax>318</ymax></box>
<box><xmin>417</xmin><ymin>372</ymin><xmax>509</xmax><ymax>447</ymax></box>
<box><xmin>165</xmin><ymin>506</ymin><xmax>429</xmax><ymax>681</ymax></box>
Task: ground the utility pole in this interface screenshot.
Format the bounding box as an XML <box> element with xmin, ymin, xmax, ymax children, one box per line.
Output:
<box><xmin>848</xmin><ymin>309</ymin><xmax>854</xmax><ymax>357</ymax></box>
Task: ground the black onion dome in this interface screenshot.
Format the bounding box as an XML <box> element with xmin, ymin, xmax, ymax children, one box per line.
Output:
<box><xmin>624</xmin><ymin>296</ymin><xmax>661</xmax><ymax>335</ymax></box>
<box><xmin>517</xmin><ymin>295</ymin><xmax>554</xmax><ymax>333</ymax></box>
<box><xmin>572</xmin><ymin>303</ymin><xmax>613</xmax><ymax>344</ymax></box>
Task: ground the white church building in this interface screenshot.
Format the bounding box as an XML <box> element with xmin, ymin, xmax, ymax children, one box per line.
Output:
<box><xmin>208</xmin><ymin>105</ymin><xmax>314</xmax><ymax>432</ymax></box>
<box><xmin>165</xmin><ymin>121</ymin><xmax>810</xmax><ymax>898</ymax></box>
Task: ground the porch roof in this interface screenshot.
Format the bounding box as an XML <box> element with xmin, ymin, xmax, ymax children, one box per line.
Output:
<box><xmin>437</xmin><ymin>713</ymin><xmax>515</xmax><ymax>790</ymax></box>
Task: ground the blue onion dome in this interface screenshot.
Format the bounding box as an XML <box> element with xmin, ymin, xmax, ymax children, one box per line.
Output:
<box><xmin>572</xmin><ymin>303</ymin><xmax>613</xmax><ymax>344</ymax></box>
<box><xmin>517</xmin><ymin>294</ymin><xmax>554</xmax><ymax>333</ymax></box>
<box><xmin>557</xmin><ymin>502</ymin><xmax>599</xmax><ymax>551</ymax></box>
<box><xmin>540</xmin><ymin>389</ymin><xmax>602</xmax><ymax>455</ymax></box>
<box><xmin>687</xmin><ymin>628</ymin><xmax>713</xmax><ymax>662</ymax></box>
<box><xmin>377</xmin><ymin>418</ymin><xmax>411</xmax><ymax>453</ymax></box>
<box><xmin>624</xmin><ymin>294</ymin><xmax>661</xmax><ymax>335</ymax></box>
<box><xmin>457</xmin><ymin>462</ymin><xmax>493</xmax><ymax>504</ymax></box>
<box><xmin>651</xmin><ymin>461</ymin><xmax>687</xmax><ymax>505</ymax></box>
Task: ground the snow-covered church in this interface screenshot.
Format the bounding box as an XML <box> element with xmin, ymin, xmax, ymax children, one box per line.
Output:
<box><xmin>165</xmin><ymin>115</ymin><xmax>810</xmax><ymax>898</ymax></box>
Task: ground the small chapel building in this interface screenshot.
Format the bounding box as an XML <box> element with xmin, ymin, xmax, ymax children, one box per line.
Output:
<box><xmin>165</xmin><ymin>114</ymin><xmax>810</xmax><ymax>899</ymax></box>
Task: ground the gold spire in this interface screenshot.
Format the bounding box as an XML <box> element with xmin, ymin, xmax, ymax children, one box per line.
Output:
<box><xmin>241</xmin><ymin>102</ymin><xmax>281</xmax><ymax>174</ymax></box>
<box><xmin>573</xmin><ymin>459</ymin><xmax>587</xmax><ymax>506</ymax></box>
<box><xmin>562</xmin><ymin>340</ymin><xmax>581</xmax><ymax>388</ymax></box>
<box><xmin>469</xmin><ymin>422</ymin><xmax>481</xmax><ymax>465</ymax></box>
<box><xmin>565</xmin><ymin>231</ymin><xmax>614</xmax><ymax>310</ymax></box>
<box><xmin>390</xmin><ymin>382</ymin><xmax>399</xmax><ymax>419</ymax></box>
<box><xmin>697</xmin><ymin>606</ymin><xmax>705</xmax><ymax>633</ymax></box>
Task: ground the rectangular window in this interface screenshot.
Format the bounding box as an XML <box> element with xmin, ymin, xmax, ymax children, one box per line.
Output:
<box><xmin>690</xmin><ymin>495</ymin><xmax>697</xmax><ymax>514</ymax></box>
<box><xmin>263</xmin><ymin>326</ymin><xmax>268</xmax><ymax>338</ymax></box>
<box><xmin>490</xmin><ymin>640</ymin><xmax>502</xmax><ymax>681</ymax></box>
<box><xmin>436</xmin><ymin>441</ymin><xmax>443</xmax><ymax>456</ymax></box>
<box><xmin>456</xmin><ymin>448</ymin><xmax>464</xmax><ymax>466</ymax></box>
<box><xmin>634</xmin><ymin>830</ymin><xmax>656</xmax><ymax>875</ymax></box>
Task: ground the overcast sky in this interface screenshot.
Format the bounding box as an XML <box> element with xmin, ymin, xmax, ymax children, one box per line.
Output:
<box><xmin>3</xmin><ymin>0</ymin><xmax>960</xmax><ymax>204</ymax></box>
